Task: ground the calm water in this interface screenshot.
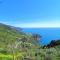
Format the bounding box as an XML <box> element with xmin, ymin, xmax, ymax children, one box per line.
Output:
<box><xmin>22</xmin><ymin>28</ymin><xmax>60</xmax><ymax>45</ymax></box>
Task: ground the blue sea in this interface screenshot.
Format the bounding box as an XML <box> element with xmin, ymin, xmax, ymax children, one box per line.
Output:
<box><xmin>22</xmin><ymin>28</ymin><xmax>60</xmax><ymax>45</ymax></box>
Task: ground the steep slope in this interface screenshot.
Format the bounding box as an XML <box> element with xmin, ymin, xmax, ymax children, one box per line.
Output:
<box><xmin>0</xmin><ymin>23</ymin><xmax>26</xmax><ymax>48</ymax></box>
<box><xmin>0</xmin><ymin>23</ymin><xmax>40</xmax><ymax>50</ymax></box>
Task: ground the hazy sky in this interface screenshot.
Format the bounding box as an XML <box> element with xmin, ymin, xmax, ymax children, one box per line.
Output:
<box><xmin>0</xmin><ymin>0</ymin><xmax>60</xmax><ymax>28</ymax></box>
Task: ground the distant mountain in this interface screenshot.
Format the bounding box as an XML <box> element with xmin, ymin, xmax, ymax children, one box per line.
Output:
<box><xmin>10</xmin><ymin>25</ymin><xmax>22</xmax><ymax>32</ymax></box>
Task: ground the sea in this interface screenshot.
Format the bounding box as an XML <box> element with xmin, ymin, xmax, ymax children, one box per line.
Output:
<box><xmin>22</xmin><ymin>28</ymin><xmax>60</xmax><ymax>45</ymax></box>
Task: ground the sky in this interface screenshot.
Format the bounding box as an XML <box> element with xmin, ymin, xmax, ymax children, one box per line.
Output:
<box><xmin>0</xmin><ymin>0</ymin><xmax>60</xmax><ymax>28</ymax></box>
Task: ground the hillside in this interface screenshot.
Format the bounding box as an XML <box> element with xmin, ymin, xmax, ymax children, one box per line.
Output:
<box><xmin>0</xmin><ymin>23</ymin><xmax>60</xmax><ymax>60</ymax></box>
<box><xmin>0</xmin><ymin>23</ymin><xmax>25</xmax><ymax>48</ymax></box>
<box><xmin>0</xmin><ymin>23</ymin><xmax>40</xmax><ymax>47</ymax></box>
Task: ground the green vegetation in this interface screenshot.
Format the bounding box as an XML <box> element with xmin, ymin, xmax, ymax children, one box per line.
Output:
<box><xmin>0</xmin><ymin>23</ymin><xmax>60</xmax><ymax>60</ymax></box>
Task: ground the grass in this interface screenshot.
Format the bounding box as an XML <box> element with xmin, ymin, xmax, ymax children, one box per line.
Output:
<box><xmin>0</xmin><ymin>53</ymin><xmax>23</xmax><ymax>60</ymax></box>
<box><xmin>0</xmin><ymin>48</ymin><xmax>60</xmax><ymax>60</ymax></box>
<box><xmin>0</xmin><ymin>54</ymin><xmax>12</xmax><ymax>60</ymax></box>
